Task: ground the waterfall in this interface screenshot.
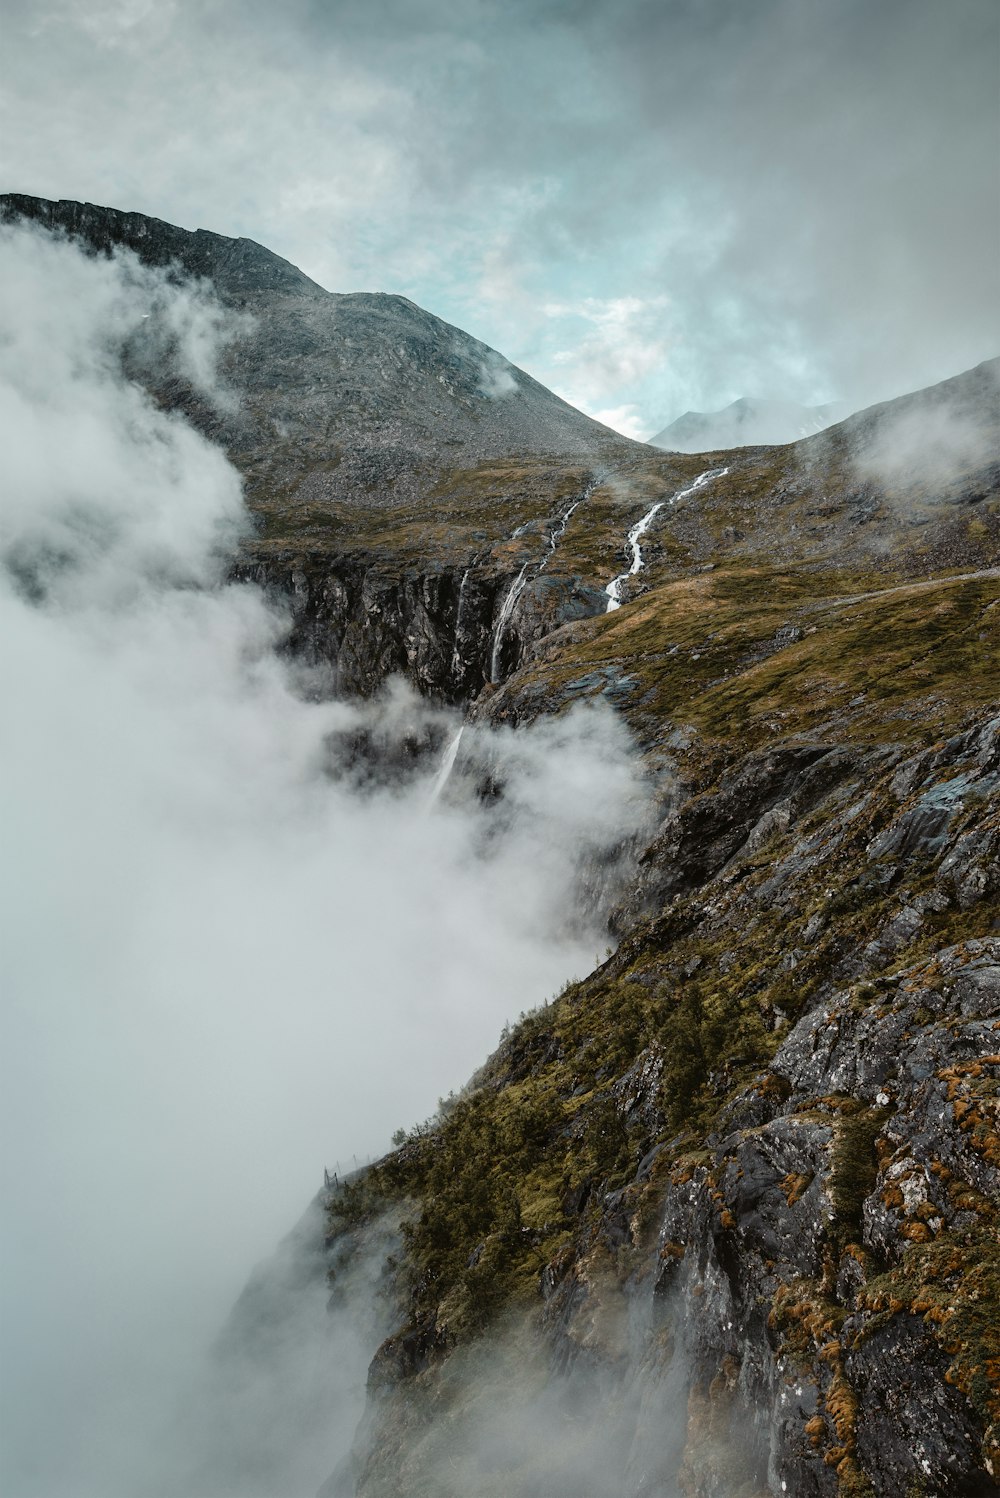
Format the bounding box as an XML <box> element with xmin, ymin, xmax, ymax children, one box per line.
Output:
<box><xmin>541</xmin><ymin>494</ymin><xmax>585</xmax><ymax>568</ymax></box>
<box><xmin>489</xmin><ymin>487</ymin><xmax>591</xmax><ymax>684</ymax></box>
<box><xmin>489</xmin><ymin>564</ymin><xmax>530</xmax><ymax>683</ymax></box>
<box><xmin>605</xmin><ymin>467</ymin><xmax>729</xmax><ymax>612</ymax></box>
<box><xmin>427</xmin><ymin>725</ymin><xmax>464</xmax><ymax>806</ymax></box>
<box><xmin>605</xmin><ymin>501</ymin><xmax>667</xmax><ymax>612</ymax></box>
<box><xmin>450</xmin><ymin>568</ymin><xmax>471</xmax><ymax>676</ymax></box>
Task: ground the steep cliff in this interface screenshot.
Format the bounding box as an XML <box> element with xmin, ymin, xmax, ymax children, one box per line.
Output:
<box><xmin>303</xmin><ymin>359</ymin><xmax>998</xmax><ymax>1492</ymax></box>
<box><xmin>329</xmin><ymin>587</ymin><xmax>1000</xmax><ymax>1498</ymax></box>
<box><xmin>8</xmin><ymin>196</ymin><xmax>998</xmax><ymax>1495</ymax></box>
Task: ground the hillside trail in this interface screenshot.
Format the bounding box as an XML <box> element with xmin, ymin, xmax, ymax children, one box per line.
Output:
<box><xmin>810</xmin><ymin>566</ymin><xmax>1000</xmax><ymax>612</ymax></box>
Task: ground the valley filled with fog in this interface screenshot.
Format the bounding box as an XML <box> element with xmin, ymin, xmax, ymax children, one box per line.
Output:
<box><xmin>0</xmin><ymin>227</ymin><xmax>651</xmax><ymax>1496</ymax></box>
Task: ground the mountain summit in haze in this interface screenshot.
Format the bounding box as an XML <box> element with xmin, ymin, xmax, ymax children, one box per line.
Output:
<box><xmin>651</xmin><ymin>394</ymin><xmax>853</xmax><ymax>451</ymax></box>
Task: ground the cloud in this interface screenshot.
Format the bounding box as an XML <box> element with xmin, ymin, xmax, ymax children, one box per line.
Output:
<box><xmin>850</xmin><ymin>374</ymin><xmax>1000</xmax><ymax>493</ymax></box>
<box><xmin>476</xmin><ymin>350</ymin><xmax>519</xmax><ymax>398</ymax></box>
<box><xmin>590</xmin><ymin>404</ymin><xmax>649</xmax><ymax>441</ymax></box>
<box><xmin>161</xmin><ymin>1204</ymin><xmax>402</xmax><ymax>1498</ymax></box>
<box><xmin>0</xmin><ymin>226</ymin><xmax>650</xmax><ymax>1495</ymax></box>
<box><xmin>2</xmin><ymin>0</ymin><xmax>996</xmax><ymax>433</ymax></box>
<box><xmin>328</xmin><ymin>1292</ymin><xmax>696</xmax><ymax>1498</ymax></box>
<box><xmin>544</xmin><ymin>295</ymin><xmax>672</xmax><ymax>436</ymax></box>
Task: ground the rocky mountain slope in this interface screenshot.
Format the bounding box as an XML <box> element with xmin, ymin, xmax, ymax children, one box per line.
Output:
<box><xmin>331</xmin><ymin>559</ymin><xmax>1000</xmax><ymax>1496</ymax></box>
<box><xmin>652</xmin><ymin>397</ymin><xmax>851</xmax><ymax>452</ymax></box>
<box><xmin>0</xmin><ymin>193</ymin><xmax>634</xmax><ymax>516</ymax></box>
<box><xmin>7</xmin><ymin>196</ymin><xmax>998</xmax><ymax>1496</ymax></box>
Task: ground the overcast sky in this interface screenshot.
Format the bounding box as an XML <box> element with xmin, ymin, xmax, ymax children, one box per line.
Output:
<box><xmin>3</xmin><ymin>0</ymin><xmax>998</xmax><ymax>435</ymax></box>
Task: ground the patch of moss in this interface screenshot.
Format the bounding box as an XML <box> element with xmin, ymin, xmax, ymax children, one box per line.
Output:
<box><xmin>828</xmin><ymin>1101</ymin><xmax>891</xmax><ymax>1253</ymax></box>
<box><xmin>500</xmin><ymin>569</ymin><xmax>999</xmax><ymax>755</ymax></box>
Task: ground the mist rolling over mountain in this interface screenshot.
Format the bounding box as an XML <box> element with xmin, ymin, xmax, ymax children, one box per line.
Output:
<box><xmin>0</xmin><ymin>193</ymin><xmax>636</xmax><ymax>514</ymax></box>
<box><xmin>2</xmin><ymin>187</ymin><xmax>999</xmax><ymax>1498</ymax></box>
<box><xmin>0</xmin><ymin>215</ymin><xmax>650</xmax><ymax>1498</ymax></box>
<box><xmin>5</xmin><ymin>0</ymin><xmax>999</xmax><ymax>436</ymax></box>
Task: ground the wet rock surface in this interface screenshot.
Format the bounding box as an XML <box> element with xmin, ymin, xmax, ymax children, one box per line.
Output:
<box><xmin>653</xmin><ymin>941</ymin><xmax>1000</xmax><ymax>1496</ymax></box>
<box><xmin>844</xmin><ymin>1315</ymin><xmax>987</xmax><ymax>1497</ymax></box>
<box><xmin>231</xmin><ymin>498</ymin><xmax>610</xmax><ymax>701</ymax></box>
<box><xmin>233</xmin><ymin>551</ymin><xmax>502</xmax><ymax>701</ymax></box>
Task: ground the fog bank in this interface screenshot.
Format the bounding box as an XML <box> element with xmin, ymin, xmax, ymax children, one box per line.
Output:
<box><xmin>0</xmin><ymin>227</ymin><xmax>648</xmax><ymax>1496</ymax></box>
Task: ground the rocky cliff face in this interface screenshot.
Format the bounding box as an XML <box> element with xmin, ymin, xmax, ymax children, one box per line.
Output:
<box><xmin>9</xmin><ymin>196</ymin><xmax>998</xmax><ymax>1496</ymax></box>
<box><xmin>337</xmin><ymin>699</ymin><xmax>1000</xmax><ymax>1498</ymax></box>
<box><xmin>231</xmin><ymin>477</ymin><xmax>608</xmax><ymax>702</ymax></box>
<box><xmin>315</xmin><ymin>508</ymin><xmax>999</xmax><ymax>1492</ymax></box>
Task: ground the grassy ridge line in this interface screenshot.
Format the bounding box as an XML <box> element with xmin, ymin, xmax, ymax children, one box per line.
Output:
<box><xmin>240</xmin><ymin>428</ymin><xmax>999</xmax><ymax>583</ymax></box>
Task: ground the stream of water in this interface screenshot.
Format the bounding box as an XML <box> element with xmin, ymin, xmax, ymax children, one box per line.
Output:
<box><xmin>427</xmin><ymin>725</ymin><xmax>465</xmax><ymax>805</ymax></box>
<box><xmin>489</xmin><ymin>487</ymin><xmax>591</xmax><ymax>683</ymax></box>
<box><xmin>605</xmin><ymin>467</ymin><xmax>729</xmax><ymax>612</ymax></box>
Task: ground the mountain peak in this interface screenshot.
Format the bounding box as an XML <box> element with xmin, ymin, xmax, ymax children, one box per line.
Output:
<box><xmin>0</xmin><ymin>192</ymin><xmax>323</xmax><ymax>299</ymax></box>
<box><xmin>651</xmin><ymin>394</ymin><xmax>852</xmax><ymax>451</ymax></box>
<box><xmin>1</xmin><ymin>193</ymin><xmax>639</xmax><ymax>515</ymax></box>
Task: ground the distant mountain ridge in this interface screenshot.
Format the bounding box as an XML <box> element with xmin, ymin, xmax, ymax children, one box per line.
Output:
<box><xmin>651</xmin><ymin>394</ymin><xmax>853</xmax><ymax>451</ymax></box>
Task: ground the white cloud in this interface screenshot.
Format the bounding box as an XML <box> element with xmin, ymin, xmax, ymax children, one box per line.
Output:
<box><xmin>589</xmin><ymin>404</ymin><xmax>649</xmax><ymax>440</ymax></box>
<box><xmin>476</xmin><ymin>349</ymin><xmax>519</xmax><ymax>398</ymax></box>
<box><xmin>542</xmin><ymin>295</ymin><xmax>672</xmax><ymax>430</ymax></box>
<box><xmin>0</xmin><ymin>227</ymin><xmax>650</xmax><ymax>1495</ymax></box>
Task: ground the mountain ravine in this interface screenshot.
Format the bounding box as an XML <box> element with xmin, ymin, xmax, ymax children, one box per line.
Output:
<box><xmin>5</xmin><ymin>196</ymin><xmax>999</xmax><ymax>1497</ymax></box>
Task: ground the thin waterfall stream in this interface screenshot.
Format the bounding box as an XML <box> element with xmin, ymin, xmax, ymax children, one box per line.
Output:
<box><xmin>450</xmin><ymin>567</ymin><xmax>472</xmax><ymax>675</ymax></box>
<box><xmin>489</xmin><ymin>484</ymin><xmax>592</xmax><ymax>683</ymax></box>
<box><xmin>489</xmin><ymin>563</ymin><xmax>531</xmax><ymax>683</ymax></box>
<box><xmin>605</xmin><ymin>467</ymin><xmax>729</xmax><ymax>612</ymax></box>
<box><xmin>427</xmin><ymin>724</ymin><xmax>465</xmax><ymax>806</ymax></box>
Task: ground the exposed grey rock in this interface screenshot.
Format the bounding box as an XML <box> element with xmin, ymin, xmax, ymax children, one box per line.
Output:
<box><xmin>1</xmin><ymin>193</ymin><xmax>639</xmax><ymax>517</ymax></box>
<box><xmin>844</xmin><ymin>1316</ymin><xmax>987</xmax><ymax>1497</ymax></box>
<box><xmin>644</xmin><ymin>941</ymin><xmax>1000</xmax><ymax>1494</ymax></box>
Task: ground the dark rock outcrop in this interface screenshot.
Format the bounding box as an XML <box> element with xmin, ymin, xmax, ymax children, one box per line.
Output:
<box><xmin>654</xmin><ymin>940</ymin><xmax>1000</xmax><ymax>1497</ymax></box>
<box><xmin>232</xmin><ymin>494</ymin><xmax>610</xmax><ymax>700</ymax></box>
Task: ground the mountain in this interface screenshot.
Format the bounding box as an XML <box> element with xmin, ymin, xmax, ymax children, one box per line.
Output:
<box><xmin>652</xmin><ymin>394</ymin><xmax>853</xmax><ymax>451</ymax></box>
<box><xmin>7</xmin><ymin>196</ymin><xmax>1000</xmax><ymax>1497</ymax></box>
<box><xmin>0</xmin><ymin>193</ymin><xmax>636</xmax><ymax>518</ymax></box>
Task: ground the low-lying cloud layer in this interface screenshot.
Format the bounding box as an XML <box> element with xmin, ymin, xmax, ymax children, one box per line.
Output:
<box><xmin>0</xmin><ymin>228</ymin><xmax>649</xmax><ymax>1495</ymax></box>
